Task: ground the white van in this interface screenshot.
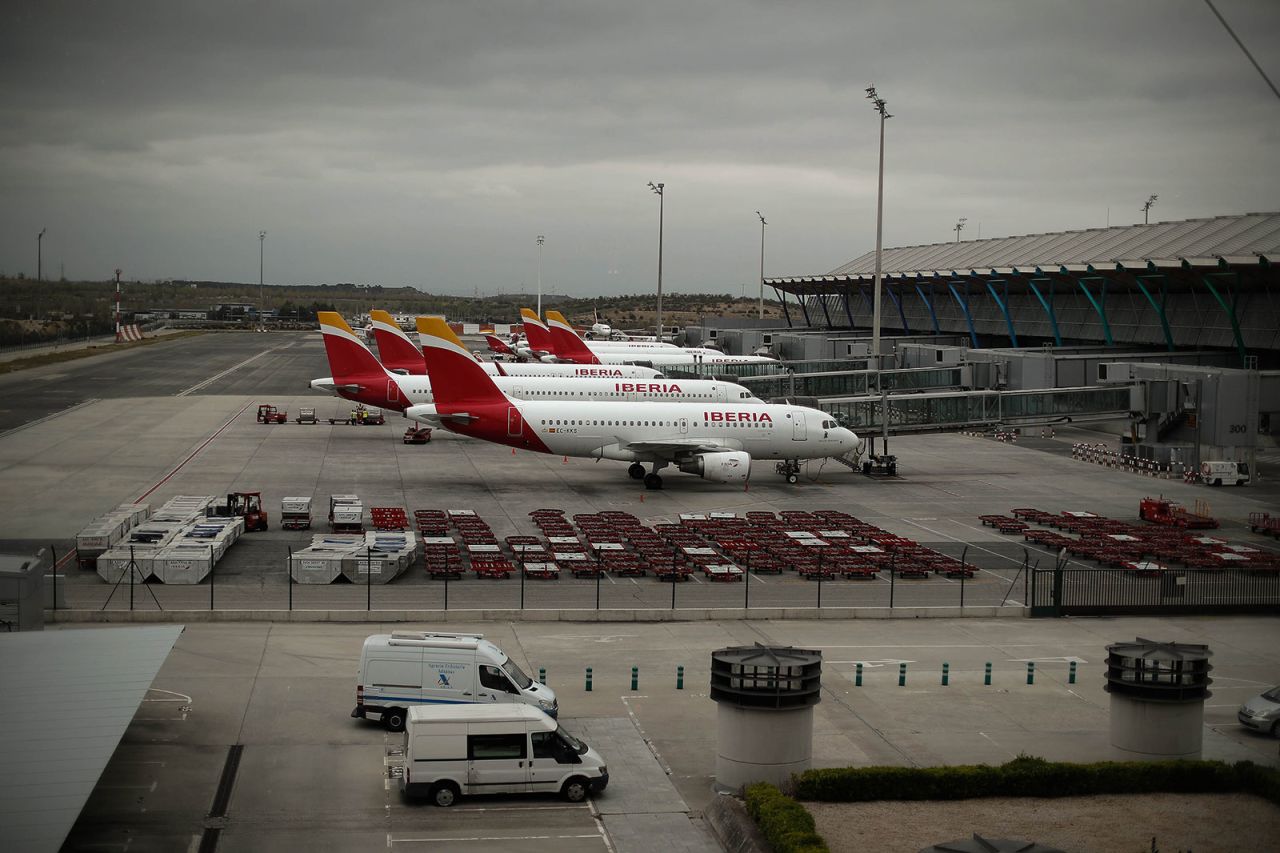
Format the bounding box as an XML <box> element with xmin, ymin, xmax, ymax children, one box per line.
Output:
<box><xmin>401</xmin><ymin>704</ymin><xmax>608</xmax><ymax>806</ymax></box>
<box><xmin>352</xmin><ymin>631</ymin><xmax>558</xmax><ymax>731</ymax></box>
<box><xmin>1200</xmin><ymin>460</ymin><xmax>1249</xmax><ymax>486</ymax></box>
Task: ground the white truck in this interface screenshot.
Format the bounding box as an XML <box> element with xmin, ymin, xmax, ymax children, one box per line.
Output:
<box><xmin>352</xmin><ymin>631</ymin><xmax>558</xmax><ymax>732</ymax></box>
<box><xmin>401</xmin><ymin>704</ymin><xmax>607</xmax><ymax>806</ymax></box>
<box><xmin>1200</xmin><ymin>460</ymin><xmax>1249</xmax><ymax>487</ymax></box>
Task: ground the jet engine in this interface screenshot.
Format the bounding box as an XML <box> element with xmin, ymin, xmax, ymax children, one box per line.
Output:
<box><xmin>679</xmin><ymin>451</ymin><xmax>751</xmax><ymax>483</ymax></box>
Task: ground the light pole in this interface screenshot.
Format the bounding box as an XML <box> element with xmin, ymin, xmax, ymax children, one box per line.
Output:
<box><xmin>1142</xmin><ymin>195</ymin><xmax>1158</xmax><ymax>224</ymax></box>
<box><xmin>954</xmin><ymin>217</ymin><xmax>967</xmax><ymax>243</ymax></box>
<box><xmin>37</xmin><ymin>228</ymin><xmax>46</xmax><ymax>282</ymax></box>
<box><xmin>756</xmin><ymin>211</ymin><xmax>767</xmax><ymax>320</ymax></box>
<box><xmin>648</xmin><ymin>181</ymin><xmax>664</xmax><ymax>341</ymax></box>
<box><xmin>866</xmin><ymin>85</ymin><xmax>892</xmax><ymax>369</ymax></box>
<box><xmin>258</xmin><ymin>230</ymin><xmax>267</xmax><ymax>329</ymax></box>
<box><xmin>536</xmin><ymin>235</ymin><xmax>545</xmax><ymax>317</ymax></box>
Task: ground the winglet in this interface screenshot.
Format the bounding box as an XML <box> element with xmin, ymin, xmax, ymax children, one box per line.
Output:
<box><xmin>369</xmin><ymin>309</ymin><xmax>426</xmax><ymax>374</ymax></box>
<box><xmin>545</xmin><ymin>310</ymin><xmax>601</xmax><ymax>364</ymax></box>
<box><xmin>417</xmin><ymin>317</ymin><xmax>507</xmax><ymax>405</ymax></box>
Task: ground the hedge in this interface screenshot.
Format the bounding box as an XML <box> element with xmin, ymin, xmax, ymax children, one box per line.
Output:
<box><xmin>794</xmin><ymin>755</ymin><xmax>1280</xmax><ymax>806</ymax></box>
<box><xmin>744</xmin><ymin>782</ymin><xmax>829</xmax><ymax>853</ymax></box>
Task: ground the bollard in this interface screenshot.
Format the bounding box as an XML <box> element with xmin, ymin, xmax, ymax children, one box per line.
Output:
<box><xmin>586</xmin><ymin>667</ymin><xmax>593</xmax><ymax>692</ymax></box>
<box><xmin>898</xmin><ymin>662</ymin><xmax>907</xmax><ymax>687</ymax></box>
<box><xmin>855</xmin><ymin>662</ymin><xmax>863</xmax><ymax>687</ymax></box>
<box><xmin>1027</xmin><ymin>661</ymin><xmax>1035</xmax><ymax>685</ymax></box>
<box><xmin>677</xmin><ymin>665</ymin><xmax>684</xmax><ymax>690</ymax></box>
<box><xmin>539</xmin><ymin>666</ymin><xmax>546</xmax><ymax>685</ymax></box>
<box><xmin>630</xmin><ymin>666</ymin><xmax>638</xmax><ymax>691</ymax></box>
<box><xmin>942</xmin><ymin>662</ymin><xmax>950</xmax><ymax>686</ymax></box>
<box><xmin>1069</xmin><ymin>661</ymin><xmax>1077</xmax><ymax>684</ymax></box>
<box><xmin>984</xmin><ymin>662</ymin><xmax>992</xmax><ymax>686</ymax></box>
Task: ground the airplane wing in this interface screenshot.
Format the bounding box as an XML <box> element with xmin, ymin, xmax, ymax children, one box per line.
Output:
<box><xmin>620</xmin><ymin>438</ymin><xmax>739</xmax><ymax>458</ymax></box>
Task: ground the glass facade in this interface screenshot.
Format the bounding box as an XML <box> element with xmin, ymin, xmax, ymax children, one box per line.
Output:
<box><xmin>820</xmin><ymin>386</ymin><xmax>1132</xmax><ymax>432</ymax></box>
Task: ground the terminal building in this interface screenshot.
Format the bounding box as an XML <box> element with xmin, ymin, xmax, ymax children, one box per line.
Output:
<box><xmin>680</xmin><ymin>213</ymin><xmax>1280</xmax><ymax>478</ymax></box>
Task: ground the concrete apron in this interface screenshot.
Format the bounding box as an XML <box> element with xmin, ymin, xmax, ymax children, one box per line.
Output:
<box><xmin>46</xmin><ymin>605</ymin><xmax>1027</xmax><ymax>623</ymax></box>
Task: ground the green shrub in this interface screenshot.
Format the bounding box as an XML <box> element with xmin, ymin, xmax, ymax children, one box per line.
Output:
<box><xmin>744</xmin><ymin>782</ymin><xmax>829</xmax><ymax>853</ymax></box>
<box><xmin>793</xmin><ymin>757</ymin><xmax>1280</xmax><ymax>805</ymax></box>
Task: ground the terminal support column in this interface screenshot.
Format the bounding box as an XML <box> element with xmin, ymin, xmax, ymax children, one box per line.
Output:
<box><xmin>1069</xmin><ymin>271</ymin><xmax>1115</xmax><ymax>346</ymax></box>
<box><xmin>886</xmin><ymin>282</ymin><xmax>910</xmax><ymax>334</ymax></box>
<box><xmin>1130</xmin><ymin>272</ymin><xmax>1176</xmax><ymax>352</ymax></box>
<box><xmin>818</xmin><ymin>293</ymin><xmax>833</xmax><ymax>329</ymax></box>
<box><xmin>914</xmin><ymin>282</ymin><xmax>940</xmax><ymax>334</ymax></box>
<box><xmin>1201</xmin><ymin>271</ymin><xmax>1248</xmax><ymax>367</ymax></box>
<box><xmin>772</xmin><ymin>286</ymin><xmax>793</xmax><ymax>328</ymax></box>
<box><xmin>983</xmin><ymin>278</ymin><xmax>1018</xmax><ymax>347</ymax></box>
<box><xmin>1026</xmin><ymin>272</ymin><xmax>1063</xmax><ymax>346</ymax></box>
<box><xmin>841</xmin><ymin>284</ymin><xmax>855</xmax><ymax>328</ymax></box>
<box><xmin>947</xmin><ymin>281</ymin><xmax>980</xmax><ymax>347</ymax></box>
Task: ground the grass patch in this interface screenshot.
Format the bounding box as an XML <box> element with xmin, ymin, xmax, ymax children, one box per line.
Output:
<box><xmin>0</xmin><ymin>331</ymin><xmax>208</xmax><ymax>376</ymax></box>
<box><xmin>744</xmin><ymin>782</ymin><xmax>829</xmax><ymax>853</ymax></box>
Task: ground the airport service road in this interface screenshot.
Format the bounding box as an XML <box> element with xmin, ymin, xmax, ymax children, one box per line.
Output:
<box><xmin>61</xmin><ymin>618</ymin><xmax>1279</xmax><ymax>853</ymax></box>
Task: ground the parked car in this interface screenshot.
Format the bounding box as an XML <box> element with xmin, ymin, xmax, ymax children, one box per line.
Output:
<box><xmin>1237</xmin><ymin>685</ymin><xmax>1280</xmax><ymax>736</ymax></box>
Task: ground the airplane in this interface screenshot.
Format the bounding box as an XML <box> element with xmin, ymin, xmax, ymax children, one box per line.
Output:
<box><xmin>416</xmin><ymin>315</ymin><xmax>859</xmax><ymax>489</ymax></box>
<box><xmin>357</xmin><ymin>309</ymin><xmax>664</xmax><ymax>379</ymax></box>
<box><xmin>310</xmin><ymin>313</ymin><xmax>760</xmax><ymax>419</ymax></box>
<box><xmin>543</xmin><ymin>310</ymin><xmax>779</xmax><ymax>367</ymax></box>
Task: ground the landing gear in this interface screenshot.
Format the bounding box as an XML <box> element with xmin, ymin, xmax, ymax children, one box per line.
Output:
<box><xmin>644</xmin><ymin>473</ymin><xmax>663</xmax><ymax>490</ymax></box>
<box><xmin>628</xmin><ymin>463</ymin><xmax>645</xmax><ymax>480</ymax></box>
<box><xmin>776</xmin><ymin>459</ymin><xmax>801</xmax><ymax>484</ymax></box>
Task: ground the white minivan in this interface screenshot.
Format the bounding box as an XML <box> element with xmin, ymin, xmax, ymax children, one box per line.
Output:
<box><xmin>401</xmin><ymin>704</ymin><xmax>608</xmax><ymax>806</ymax></box>
<box><xmin>352</xmin><ymin>631</ymin><xmax>558</xmax><ymax>731</ymax></box>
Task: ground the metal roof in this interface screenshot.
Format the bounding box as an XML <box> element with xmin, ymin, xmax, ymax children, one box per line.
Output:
<box><xmin>795</xmin><ymin>213</ymin><xmax>1279</xmax><ymax>280</ymax></box>
<box><xmin>0</xmin><ymin>626</ymin><xmax>183</xmax><ymax>853</ymax></box>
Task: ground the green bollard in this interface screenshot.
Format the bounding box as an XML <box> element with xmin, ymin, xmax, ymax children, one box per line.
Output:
<box><xmin>984</xmin><ymin>662</ymin><xmax>992</xmax><ymax>686</ymax></box>
<box><xmin>677</xmin><ymin>665</ymin><xmax>684</xmax><ymax>690</ymax></box>
<box><xmin>855</xmin><ymin>663</ymin><xmax>863</xmax><ymax>687</ymax></box>
<box><xmin>942</xmin><ymin>662</ymin><xmax>949</xmax><ymax>686</ymax></box>
<box><xmin>539</xmin><ymin>667</ymin><xmax>546</xmax><ymax>685</ymax></box>
<box><xmin>898</xmin><ymin>662</ymin><xmax>907</xmax><ymax>687</ymax></box>
<box><xmin>631</xmin><ymin>666</ymin><xmax>638</xmax><ymax>691</ymax></box>
<box><xmin>1027</xmin><ymin>661</ymin><xmax>1035</xmax><ymax>685</ymax></box>
<box><xmin>1069</xmin><ymin>661</ymin><xmax>1077</xmax><ymax>684</ymax></box>
<box><xmin>586</xmin><ymin>667</ymin><xmax>593</xmax><ymax>692</ymax></box>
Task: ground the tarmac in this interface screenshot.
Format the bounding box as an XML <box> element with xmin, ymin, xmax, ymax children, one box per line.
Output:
<box><xmin>0</xmin><ymin>330</ymin><xmax>1277</xmax><ymax>852</ymax></box>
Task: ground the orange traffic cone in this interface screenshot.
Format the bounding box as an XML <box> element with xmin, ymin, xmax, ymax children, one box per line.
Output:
<box><xmin>562</xmin><ymin>456</ymin><xmax>568</xmax><ymax>464</ymax></box>
<box><xmin>511</xmin><ymin>447</ymin><xmax>516</xmax><ymax>455</ymax></box>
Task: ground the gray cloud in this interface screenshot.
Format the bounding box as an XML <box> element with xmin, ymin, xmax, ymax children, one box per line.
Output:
<box><xmin>1</xmin><ymin>0</ymin><xmax>1277</xmax><ymax>295</ymax></box>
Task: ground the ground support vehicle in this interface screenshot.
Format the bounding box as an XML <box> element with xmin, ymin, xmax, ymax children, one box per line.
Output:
<box><xmin>256</xmin><ymin>404</ymin><xmax>287</xmax><ymax>424</ymax></box>
<box><xmin>403</xmin><ymin>426</ymin><xmax>432</xmax><ymax>444</ymax></box>
<box><xmin>1200</xmin><ymin>460</ymin><xmax>1249</xmax><ymax>487</ymax></box>
<box><xmin>1139</xmin><ymin>496</ymin><xmax>1219</xmax><ymax>529</ymax></box>
<box><xmin>281</xmin><ymin>497</ymin><xmax>313</xmax><ymax>530</ymax></box>
<box><xmin>329</xmin><ymin>494</ymin><xmax>365</xmax><ymax>533</ymax></box>
<box><xmin>295</xmin><ymin>407</ymin><xmax>318</xmax><ymax>424</ymax></box>
<box><xmin>208</xmin><ymin>492</ymin><xmax>268</xmax><ymax>531</ymax></box>
<box><xmin>400</xmin><ymin>704</ymin><xmax>607</xmax><ymax>807</ymax></box>
<box><xmin>1249</xmin><ymin>512</ymin><xmax>1280</xmax><ymax>538</ymax></box>
<box><xmin>353</xmin><ymin>631</ymin><xmax>557</xmax><ymax>731</ymax></box>
<box><xmin>328</xmin><ymin>404</ymin><xmax>385</xmax><ymax>425</ymax></box>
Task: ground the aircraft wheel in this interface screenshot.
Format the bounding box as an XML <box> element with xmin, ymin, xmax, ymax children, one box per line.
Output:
<box><xmin>643</xmin><ymin>473</ymin><xmax>663</xmax><ymax>490</ymax></box>
<box><xmin>786</xmin><ymin>473</ymin><xmax>798</xmax><ymax>484</ymax></box>
<box><xmin>628</xmin><ymin>463</ymin><xmax>645</xmax><ymax>480</ymax></box>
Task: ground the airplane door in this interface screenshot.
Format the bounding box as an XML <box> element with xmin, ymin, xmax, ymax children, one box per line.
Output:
<box><xmin>679</xmin><ymin>417</ymin><xmax>688</xmax><ymax>435</ymax></box>
<box><xmin>792</xmin><ymin>411</ymin><xmax>807</xmax><ymax>441</ymax></box>
<box><xmin>387</xmin><ymin>380</ymin><xmax>400</xmax><ymax>406</ymax></box>
<box><xmin>715</xmin><ymin>385</ymin><xmax>726</xmax><ymax>403</ymax></box>
<box><xmin>511</xmin><ymin>385</ymin><xmax>524</xmax><ymax>400</ymax></box>
<box><xmin>507</xmin><ymin>407</ymin><xmax>523</xmax><ymax>437</ymax></box>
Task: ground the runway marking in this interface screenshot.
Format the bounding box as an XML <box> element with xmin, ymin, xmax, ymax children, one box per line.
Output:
<box><xmin>135</xmin><ymin>400</ymin><xmax>255</xmax><ymax>501</ymax></box>
<box><xmin>174</xmin><ymin>346</ymin><xmax>284</xmax><ymax>396</ymax></box>
<box><xmin>0</xmin><ymin>397</ymin><xmax>100</xmax><ymax>440</ymax></box>
<box><xmin>390</xmin><ymin>834</ymin><xmax>601</xmax><ymax>844</ymax></box>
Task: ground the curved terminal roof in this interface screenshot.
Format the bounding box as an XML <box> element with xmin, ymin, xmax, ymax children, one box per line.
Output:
<box><xmin>770</xmin><ymin>213</ymin><xmax>1278</xmax><ymax>284</ymax></box>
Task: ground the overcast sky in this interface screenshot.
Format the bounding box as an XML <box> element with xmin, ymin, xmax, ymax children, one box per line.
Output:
<box><xmin>2</xmin><ymin>0</ymin><xmax>1278</xmax><ymax>296</ymax></box>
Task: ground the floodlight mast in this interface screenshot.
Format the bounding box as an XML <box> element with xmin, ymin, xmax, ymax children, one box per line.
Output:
<box><xmin>1142</xmin><ymin>195</ymin><xmax>1158</xmax><ymax>224</ymax></box>
<box><xmin>866</xmin><ymin>85</ymin><xmax>892</xmax><ymax>370</ymax></box>
<box><xmin>756</xmin><ymin>211</ymin><xmax>767</xmax><ymax>320</ymax></box>
<box><xmin>648</xmin><ymin>181</ymin><xmax>665</xmax><ymax>341</ymax></box>
<box><xmin>258</xmin><ymin>230</ymin><xmax>267</xmax><ymax>330</ymax></box>
<box><xmin>37</xmin><ymin>228</ymin><xmax>46</xmax><ymax>282</ymax></box>
<box><xmin>955</xmin><ymin>217</ymin><xmax>967</xmax><ymax>242</ymax></box>
<box><xmin>536</xmin><ymin>235</ymin><xmax>545</xmax><ymax>317</ymax></box>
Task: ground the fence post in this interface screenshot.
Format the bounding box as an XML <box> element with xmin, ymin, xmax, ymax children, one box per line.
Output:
<box><xmin>288</xmin><ymin>546</ymin><xmax>293</xmax><ymax>611</ymax></box>
<box><xmin>743</xmin><ymin>550</ymin><xmax>750</xmax><ymax>610</ymax></box>
<box><xmin>585</xmin><ymin>667</ymin><xmax>593</xmax><ymax>692</ymax></box>
<box><xmin>444</xmin><ymin>572</ymin><xmax>449</xmax><ymax>611</ymax></box>
<box><xmin>209</xmin><ymin>545</ymin><xmax>215</xmax><ymax>611</ymax></box>
<box><xmin>941</xmin><ymin>662</ymin><xmax>949</xmax><ymax>686</ymax></box>
<box><xmin>677</xmin><ymin>665</ymin><xmax>684</xmax><ymax>690</ymax></box>
<box><xmin>855</xmin><ymin>663</ymin><xmax>863</xmax><ymax>687</ymax></box>
<box><xmin>130</xmin><ymin>545</ymin><xmax>135</xmax><ymax>611</ymax></box>
<box><xmin>50</xmin><ymin>545</ymin><xmax>57</xmax><ymax>613</ymax></box>
<box><xmin>960</xmin><ymin>570</ymin><xmax>966</xmax><ymax>609</ymax></box>
<box><xmin>520</xmin><ymin>562</ymin><xmax>526</xmax><ymax>610</ymax></box>
<box><xmin>984</xmin><ymin>662</ymin><xmax>992</xmax><ymax>686</ymax></box>
<box><xmin>671</xmin><ymin>572</ymin><xmax>676</xmax><ymax>610</ymax></box>
<box><xmin>890</xmin><ymin>555</ymin><xmax>896</xmax><ymax>608</ymax></box>
<box><xmin>595</xmin><ymin>563</ymin><xmax>601</xmax><ymax>610</ymax></box>
<box><xmin>898</xmin><ymin>662</ymin><xmax>906</xmax><ymax>686</ymax></box>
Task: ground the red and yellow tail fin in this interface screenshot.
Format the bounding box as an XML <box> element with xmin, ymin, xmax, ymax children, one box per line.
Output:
<box><xmin>519</xmin><ymin>308</ymin><xmax>559</xmax><ymax>355</ymax></box>
<box><xmin>545</xmin><ymin>310</ymin><xmax>600</xmax><ymax>364</ymax></box>
<box><xmin>369</xmin><ymin>309</ymin><xmax>425</xmax><ymax>375</ymax></box>
<box><xmin>318</xmin><ymin>312</ymin><xmax>384</xmax><ymax>382</ymax></box>
<box><xmin>417</xmin><ymin>317</ymin><xmax>507</xmax><ymax>405</ymax></box>
<box><xmin>484</xmin><ymin>334</ymin><xmax>516</xmax><ymax>355</ymax></box>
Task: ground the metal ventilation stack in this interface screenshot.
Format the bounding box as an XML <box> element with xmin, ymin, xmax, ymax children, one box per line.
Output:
<box><xmin>1105</xmin><ymin>637</ymin><xmax>1213</xmax><ymax>759</ymax></box>
<box><xmin>709</xmin><ymin>644</ymin><xmax>822</xmax><ymax>790</ymax></box>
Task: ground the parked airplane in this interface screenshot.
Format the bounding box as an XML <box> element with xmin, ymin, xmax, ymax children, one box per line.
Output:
<box><xmin>543</xmin><ymin>310</ymin><xmax>778</xmax><ymax>367</ymax></box>
<box><xmin>417</xmin><ymin>317</ymin><xmax>858</xmax><ymax>489</ymax></box>
<box><xmin>357</xmin><ymin>310</ymin><xmax>663</xmax><ymax>379</ymax></box>
<box><xmin>311</xmin><ymin>314</ymin><xmax>758</xmax><ymax>419</ymax></box>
